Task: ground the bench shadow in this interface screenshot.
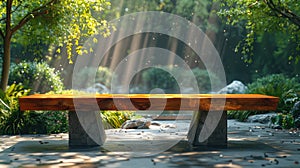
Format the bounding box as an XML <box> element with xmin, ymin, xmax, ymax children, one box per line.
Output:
<box><xmin>2</xmin><ymin>140</ymin><xmax>103</xmax><ymax>153</ymax></box>
<box><xmin>1</xmin><ymin>139</ymin><xmax>290</xmax><ymax>168</ymax></box>
<box><xmin>1</xmin><ymin>138</ymin><xmax>279</xmax><ymax>153</ymax></box>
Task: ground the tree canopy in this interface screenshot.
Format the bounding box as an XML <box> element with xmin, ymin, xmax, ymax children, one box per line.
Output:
<box><xmin>216</xmin><ymin>0</ymin><xmax>300</xmax><ymax>63</ymax></box>
<box><xmin>0</xmin><ymin>0</ymin><xmax>111</xmax><ymax>91</ymax></box>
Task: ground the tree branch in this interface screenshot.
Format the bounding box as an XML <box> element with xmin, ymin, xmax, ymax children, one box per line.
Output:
<box><xmin>0</xmin><ymin>3</ymin><xmax>25</xmax><ymax>23</ymax></box>
<box><xmin>11</xmin><ymin>0</ymin><xmax>57</xmax><ymax>34</ymax></box>
<box><xmin>0</xmin><ymin>30</ymin><xmax>4</xmax><ymax>39</ymax></box>
<box><xmin>264</xmin><ymin>0</ymin><xmax>300</xmax><ymax>28</ymax></box>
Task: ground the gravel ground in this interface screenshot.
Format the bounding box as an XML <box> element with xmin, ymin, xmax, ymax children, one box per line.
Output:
<box><xmin>0</xmin><ymin>119</ymin><xmax>300</xmax><ymax>168</ymax></box>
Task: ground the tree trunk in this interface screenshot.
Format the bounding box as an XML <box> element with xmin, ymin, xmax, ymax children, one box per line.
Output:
<box><xmin>1</xmin><ymin>0</ymin><xmax>13</xmax><ymax>91</ymax></box>
<box><xmin>1</xmin><ymin>35</ymin><xmax>11</xmax><ymax>91</ymax></box>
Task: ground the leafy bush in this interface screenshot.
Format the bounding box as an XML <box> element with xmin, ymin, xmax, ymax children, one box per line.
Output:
<box><xmin>271</xmin><ymin>113</ymin><xmax>295</xmax><ymax>129</ymax></box>
<box><xmin>130</xmin><ymin>66</ymin><xmax>220</xmax><ymax>93</ymax></box>
<box><xmin>0</xmin><ymin>84</ymin><xmax>68</xmax><ymax>135</ymax></box>
<box><xmin>101</xmin><ymin>111</ymin><xmax>135</xmax><ymax>129</ymax></box>
<box><xmin>192</xmin><ymin>68</ymin><xmax>222</xmax><ymax>93</ymax></box>
<box><xmin>0</xmin><ymin>84</ymin><xmax>30</xmax><ymax>134</ymax></box>
<box><xmin>73</xmin><ymin>66</ymin><xmax>113</xmax><ymax>89</ymax></box>
<box><xmin>138</xmin><ymin>67</ymin><xmax>180</xmax><ymax>93</ymax></box>
<box><xmin>247</xmin><ymin>74</ymin><xmax>300</xmax><ymax>113</ymax></box>
<box><xmin>229</xmin><ymin>74</ymin><xmax>300</xmax><ymax>125</ymax></box>
<box><xmin>227</xmin><ymin>110</ymin><xmax>251</xmax><ymax>122</ymax></box>
<box><xmin>25</xmin><ymin>89</ymin><xmax>85</xmax><ymax>134</ymax></box>
<box><xmin>9</xmin><ymin>61</ymin><xmax>64</xmax><ymax>93</ymax></box>
<box><xmin>21</xmin><ymin>110</ymin><xmax>68</xmax><ymax>134</ymax></box>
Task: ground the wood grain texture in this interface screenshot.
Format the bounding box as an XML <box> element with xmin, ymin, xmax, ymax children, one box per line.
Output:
<box><xmin>19</xmin><ymin>94</ymin><xmax>279</xmax><ymax>111</ymax></box>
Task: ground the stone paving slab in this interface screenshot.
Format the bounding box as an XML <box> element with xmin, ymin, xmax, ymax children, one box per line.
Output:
<box><xmin>0</xmin><ymin>120</ymin><xmax>299</xmax><ymax>167</ymax></box>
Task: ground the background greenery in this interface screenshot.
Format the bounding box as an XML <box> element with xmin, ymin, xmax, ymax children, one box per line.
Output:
<box><xmin>130</xmin><ymin>66</ymin><xmax>221</xmax><ymax>93</ymax></box>
<box><xmin>9</xmin><ymin>61</ymin><xmax>64</xmax><ymax>93</ymax></box>
<box><xmin>72</xmin><ymin>66</ymin><xmax>113</xmax><ymax>89</ymax></box>
<box><xmin>228</xmin><ymin>74</ymin><xmax>300</xmax><ymax>128</ymax></box>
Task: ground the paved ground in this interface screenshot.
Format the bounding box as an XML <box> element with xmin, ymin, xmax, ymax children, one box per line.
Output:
<box><xmin>0</xmin><ymin>120</ymin><xmax>300</xmax><ymax>167</ymax></box>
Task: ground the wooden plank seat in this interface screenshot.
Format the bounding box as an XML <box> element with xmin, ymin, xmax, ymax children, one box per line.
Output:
<box><xmin>19</xmin><ymin>94</ymin><xmax>279</xmax><ymax>147</ymax></box>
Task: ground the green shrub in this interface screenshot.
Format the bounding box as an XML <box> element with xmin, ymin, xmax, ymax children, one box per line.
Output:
<box><xmin>192</xmin><ymin>68</ymin><xmax>222</xmax><ymax>93</ymax></box>
<box><xmin>139</xmin><ymin>67</ymin><xmax>180</xmax><ymax>93</ymax></box>
<box><xmin>0</xmin><ymin>85</ymin><xmax>68</xmax><ymax>135</ymax></box>
<box><xmin>130</xmin><ymin>66</ymin><xmax>220</xmax><ymax>93</ymax></box>
<box><xmin>0</xmin><ymin>84</ymin><xmax>30</xmax><ymax>135</ymax></box>
<box><xmin>72</xmin><ymin>66</ymin><xmax>113</xmax><ymax>89</ymax></box>
<box><xmin>21</xmin><ymin>110</ymin><xmax>68</xmax><ymax>134</ymax></box>
<box><xmin>271</xmin><ymin>113</ymin><xmax>295</xmax><ymax>129</ymax></box>
<box><xmin>23</xmin><ymin>109</ymin><xmax>133</xmax><ymax>133</ymax></box>
<box><xmin>26</xmin><ymin>89</ymin><xmax>85</xmax><ymax>134</ymax></box>
<box><xmin>96</xmin><ymin>66</ymin><xmax>113</xmax><ymax>87</ymax></box>
<box><xmin>9</xmin><ymin>61</ymin><xmax>64</xmax><ymax>93</ymax></box>
<box><xmin>101</xmin><ymin>111</ymin><xmax>135</xmax><ymax>129</ymax></box>
<box><xmin>227</xmin><ymin>110</ymin><xmax>252</xmax><ymax>122</ymax></box>
<box><xmin>229</xmin><ymin>74</ymin><xmax>300</xmax><ymax>124</ymax></box>
<box><xmin>247</xmin><ymin>74</ymin><xmax>300</xmax><ymax>113</ymax></box>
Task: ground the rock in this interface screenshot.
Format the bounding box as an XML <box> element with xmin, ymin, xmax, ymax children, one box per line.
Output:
<box><xmin>290</xmin><ymin>101</ymin><xmax>300</xmax><ymax>128</ymax></box>
<box><xmin>294</xmin><ymin>118</ymin><xmax>300</xmax><ymax>128</ymax></box>
<box><xmin>121</xmin><ymin>119</ymin><xmax>151</xmax><ymax>129</ymax></box>
<box><xmin>271</xmin><ymin>124</ymin><xmax>282</xmax><ymax>129</ymax></box>
<box><xmin>218</xmin><ymin>80</ymin><xmax>247</xmax><ymax>94</ymax></box>
<box><xmin>247</xmin><ymin>113</ymin><xmax>277</xmax><ymax>124</ymax></box>
<box><xmin>151</xmin><ymin>122</ymin><xmax>161</xmax><ymax>126</ymax></box>
<box><xmin>291</xmin><ymin>101</ymin><xmax>300</xmax><ymax>118</ymax></box>
<box><xmin>161</xmin><ymin>124</ymin><xmax>176</xmax><ymax>129</ymax></box>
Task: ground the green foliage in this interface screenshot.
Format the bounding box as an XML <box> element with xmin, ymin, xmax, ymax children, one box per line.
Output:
<box><xmin>227</xmin><ymin>110</ymin><xmax>253</xmax><ymax>122</ymax></box>
<box><xmin>0</xmin><ymin>84</ymin><xmax>30</xmax><ymax>135</ymax></box>
<box><xmin>21</xmin><ymin>111</ymin><xmax>68</xmax><ymax>134</ymax></box>
<box><xmin>106</xmin><ymin>0</ymin><xmax>158</xmax><ymax>19</ymax></box>
<box><xmin>0</xmin><ymin>0</ymin><xmax>111</xmax><ymax>61</ymax></box>
<box><xmin>192</xmin><ymin>68</ymin><xmax>222</xmax><ymax>93</ymax></box>
<box><xmin>247</xmin><ymin>74</ymin><xmax>300</xmax><ymax>113</ymax></box>
<box><xmin>229</xmin><ymin>74</ymin><xmax>300</xmax><ymax>124</ymax></box>
<box><xmin>140</xmin><ymin>67</ymin><xmax>180</xmax><ymax>93</ymax></box>
<box><xmin>271</xmin><ymin>113</ymin><xmax>295</xmax><ymax>129</ymax></box>
<box><xmin>216</xmin><ymin>0</ymin><xmax>300</xmax><ymax>62</ymax></box>
<box><xmin>250</xmin><ymin>33</ymin><xmax>300</xmax><ymax>80</ymax></box>
<box><xmin>21</xmin><ymin>109</ymin><xmax>133</xmax><ymax>133</ymax></box>
<box><xmin>9</xmin><ymin>61</ymin><xmax>64</xmax><ymax>93</ymax></box>
<box><xmin>0</xmin><ymin>84</ymin><xmax>67</xmax><ymax>134</ymax></box>
<box><xmin>101</xmin><ymin>111</ymin><xmax>135</xmax><ymax>129</ymax></box>
<box><xmin>23</xmin><ymin>89</ymin><xmax>90</xmax><ymax>134</ymax></box>
<box><xmin>158</xmin><ymin>0</ymin><xmax>212</xmax><ymax>29</ymax></box>
<box><xmin>73</xmin><ymin>66</ymin><xmax>113</xmax><ymax>89</ymax></box>
<box><xmin>0</xmin><ymin>0</ymin><xmax>112</xmax><ymax>91</ymax></box>
<box><xmin>130</xmin><ymin>66</ymin><xmax>221</xmax><ymax>93</ymax></box>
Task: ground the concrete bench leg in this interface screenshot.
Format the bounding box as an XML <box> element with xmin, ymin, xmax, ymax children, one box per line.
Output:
<box><xmin>68</xmin><ymin>111</ymin><xmax>106</xmax><ymax>147</ymax></box>
<box><xmin>188</xmin><ymin>110</ymin><xmax>227</xmax><ymax>146</ymax></box>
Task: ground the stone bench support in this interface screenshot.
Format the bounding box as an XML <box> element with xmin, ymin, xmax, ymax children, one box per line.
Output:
<box><xmin>68</xmin><ymin>111</ymin><xmax>106</xmax><ymax>147</ymax></box>
<box><xmin>188</xmin><ymin>110</ymin><xmax>227</xmax><ymax>146</ymax></box>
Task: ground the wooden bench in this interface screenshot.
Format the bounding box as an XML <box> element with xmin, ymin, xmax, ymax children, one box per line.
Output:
<box><xmin>19</xmin><ymin>94</ymin><xmax>279</xmax><ymax>147</ymax></box>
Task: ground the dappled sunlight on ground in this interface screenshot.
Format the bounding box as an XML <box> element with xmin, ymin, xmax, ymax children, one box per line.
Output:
<box><xmin>0</xmin><ymin>120</ymin><xmax>300</xmax><ymax>167</ymax></box>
